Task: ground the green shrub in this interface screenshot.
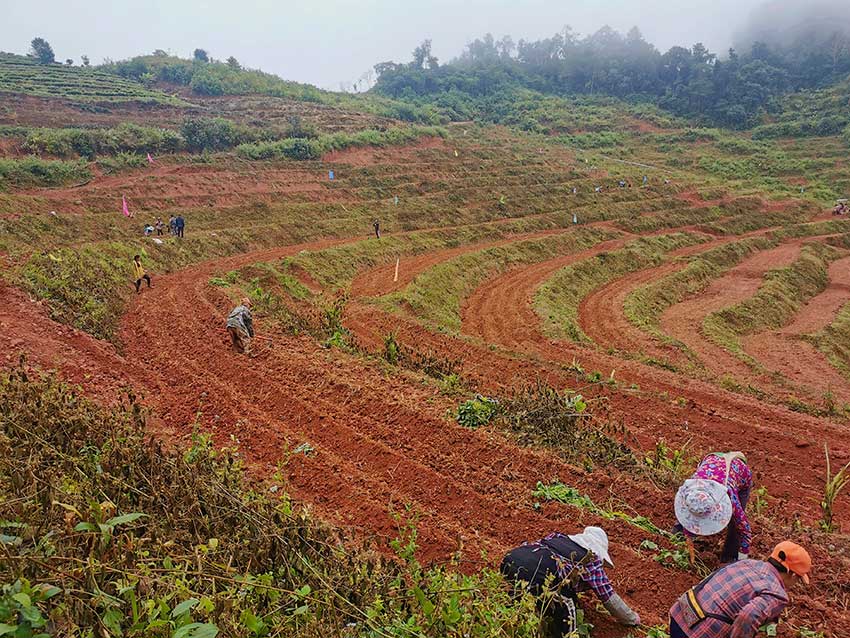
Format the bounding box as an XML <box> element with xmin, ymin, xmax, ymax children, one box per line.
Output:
<box><xmin>181</xmin><ymin>117</ymin><xmax>246</xmax><ymax>152</ymax></box>
<box><xmin>23</xmin><ymin>123</ymin><xmax>184</xmax><ymax>159</ymax></box>
<box><xmin>97</xmin><ymin>152</ymin><xmax>147</xmax><ymax>174</ymax></box>
<box><xmin>0</xmin><ymin>157</ymin><xmax>90</xmax><ymax>190</ymax></box>
<box><xmin>456</xmin><ymin>395</ymin><xmax>499</xmax><ymax>428</ymax></box>
<box><xmin>236</xmin><ymin>126</ymin><xmax>446</xmax><ymax>161</ymax></box>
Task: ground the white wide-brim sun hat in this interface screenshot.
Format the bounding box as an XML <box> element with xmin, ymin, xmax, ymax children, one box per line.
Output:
<box><xmin>675</xmin><ymin>478</ymin><xmax>733</xmax><ymax>536</ymax></box>
<box><xmin>569</xmin><ymin>526</ymin><xmax>614</xmax><ymax>566</ymax></box>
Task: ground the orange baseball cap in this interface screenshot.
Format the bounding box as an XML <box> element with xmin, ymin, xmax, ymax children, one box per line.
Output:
<box><xmin>771</xmin><ymin>541</ymin><xmax>812</xmax><ymax>584</ymax></box>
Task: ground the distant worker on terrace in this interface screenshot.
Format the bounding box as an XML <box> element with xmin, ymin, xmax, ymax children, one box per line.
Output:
<box><xmin>132</xmin><ymin>255</ymin><xmax>151</xmax><ymax>294</ymax></box>
<box><xmin>675</xmin><ymin>452</ymin><xmax>753</xmax><ymax>564</ymax></box>
<box><xmin>501</xmin><ymin>526</ymin><xmax>640</xmax><ymax>636</ymax></box>
<box><xmin>226</xmin><ymin>298</ymin><xmax>254</xmax><ymax>354</ymax></box>
<box><xmin>373</xmin><ymin>218</ymin><xmax>380</xmax><ymax>239</ymax></box>
<box><xmin>668</xmin><ymin>541</ymin><xmax>811</xmax><ymax>638</ymax></box>
<box><xmin>175</xmin><ymin>214</ymin><xmax>185</xmax><ymax>238</ymax></box>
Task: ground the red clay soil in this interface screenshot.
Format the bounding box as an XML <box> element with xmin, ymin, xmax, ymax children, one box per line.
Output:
<box><xmin>461</xmin><ymin>238</ymin><xmax>628</xmax><ymax>350</ymax></box>
<box><xmin>743</xmin><ymin>255</ymin><xmax>850</xmax><ymax>403</ymax></box>
<box><xmin>577</xmin><ymin>238</ymin><xmax>739</xmax><ymax>366</ymax></box>
<box><xmin>26</xmin><ymin>162</ymin><xmax>335</xmax><ymax>214</ymax></box>
<box><xmin>111</xmin><ymin>241</ymin><xmax>708</xmax><ymax>633</ymax></box>
<box><xmin>0</xmin><ymin>283</ymin><xmax>138</xmax><ymax>400</ymax></box>
<box><xmin>3</xmin><ymin>228</ymin><xmax>849</xmax><ymax>632</ymax></box>
<box><xmin>350</xmin><ymin>228</ymin><xmax>579</xmax><ymax>298</ymax></box>
<box><xmin>659</xmin><ymin>242</ymin><xmax>802</xmax><ymax>387</ymax></box>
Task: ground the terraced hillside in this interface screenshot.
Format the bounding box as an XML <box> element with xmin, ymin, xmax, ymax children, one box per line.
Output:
<box><xmin>2</xmin><ymin>64</ymin><xmax>849</xmax><ymax>637</ymax></box>
<box><xmin>0</xmin><ymin>53</ymin><xmax>186</xmax><ymax>104</ymax></box>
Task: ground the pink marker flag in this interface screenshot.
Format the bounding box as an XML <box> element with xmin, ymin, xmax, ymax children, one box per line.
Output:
<box><xmin>122</xmin><ymin>194</ymin><xmax>131</xmax><ymax>218</ymax></box>
<box><xmin>147</xmin><ymin>153</ymin><xmax>154</xmax><ymax>164</ymax></box>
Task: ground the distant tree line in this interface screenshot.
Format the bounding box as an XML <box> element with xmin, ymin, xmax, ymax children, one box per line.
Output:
<box><xmin>372</xmin><ymin>25</ymin><xmax>850</xmax><ymax>128</ymax></box>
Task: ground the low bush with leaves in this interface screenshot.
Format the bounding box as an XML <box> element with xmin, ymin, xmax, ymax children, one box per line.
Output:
<box><xmin>0</xmin><ymin>364</ymin><xmax>552</xmax><ymax>637</ymax></box>
<box><xmin>455</xmin><ymin>395</ymin><xmax>499</xmax><ymax>429</ymax></box>
<box><xmin>0</xmin><ymin>157</ymin><xmax>90</xmax><ymax>190</ymax></box>
<box><xmin>496</xmin><ymin>380</ymin><xmax>633</xmax><ymax>468</ymax></box>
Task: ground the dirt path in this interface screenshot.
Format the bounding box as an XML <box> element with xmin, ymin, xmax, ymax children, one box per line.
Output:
<box><xmin>743</xmin><ymin>256</ymin><xmax>850</xmax><ymax>403</ymax></box>
<box><xmin>576</xmin><ymin>238</ymin><xmax>738</xmax><ymax>366</ymax></box>
<box><xmin>659</xmin><ymin>242</ymin><xmax>802</xmax><ymax>386</ymax></box>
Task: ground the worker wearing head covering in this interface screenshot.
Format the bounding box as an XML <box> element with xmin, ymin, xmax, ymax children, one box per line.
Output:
<box><xmin>226</xmin><ymin>298</ymin><xmax>254</xmax><ymax>354</ymax></box>
<box><xmin>675</xmin><ymin>451</ymin><xmax>753</xmax><ymax>563</ymax></box>
<box><xmin>501</xmin><ymin>526</ymin><xmax>640</xmax><ymax>636</ymax></box>
<box><xmin>668</xmin><ymin>541</ymin><xmax>811</xmax><ymax>638</ymax></box>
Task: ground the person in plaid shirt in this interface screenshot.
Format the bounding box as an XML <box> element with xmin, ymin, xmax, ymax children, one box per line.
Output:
<box><xmin>669</xmin><ymin>541</ymin><xmax>812</xmax><ymax>638</ymax></box>
<box><xmin>501</xmin><ymin>526</ymin><xmax>640</xmax><ymax>637</ymax></box>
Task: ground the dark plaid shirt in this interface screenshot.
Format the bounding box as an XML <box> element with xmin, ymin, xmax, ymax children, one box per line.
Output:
<box><xmin>670</xmin><ymin>560</ymin><xmax>788</xmax><ymax>638</ymax></box>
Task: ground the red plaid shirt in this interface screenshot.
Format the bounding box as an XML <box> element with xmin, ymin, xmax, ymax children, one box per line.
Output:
<box><xmin>669</xmin><ymin>560</ymin><xmax>788</xmax><ymax>638</ymax></box>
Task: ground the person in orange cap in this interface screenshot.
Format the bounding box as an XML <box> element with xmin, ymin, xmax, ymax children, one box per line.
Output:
<box><xmin>668</xmin><ymin>540</ymin><xmax>811</xmax><ymax>638</ymax></box>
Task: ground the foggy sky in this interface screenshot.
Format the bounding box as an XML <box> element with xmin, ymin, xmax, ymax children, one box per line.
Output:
<box><xmin>0</xmin><ymin>0</ymin><xmax>801</xmax><ymax>90</ymax></box>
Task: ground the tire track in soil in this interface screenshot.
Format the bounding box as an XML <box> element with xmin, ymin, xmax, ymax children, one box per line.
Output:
<box><xmin>742</xmin><ymin>255</ymin><xmax>850</xmax><ymax>403</ymax></box>
<box><xmin>117</xmin><ymin>240</ymin><xmax>698</xmax><ymax>632</ymax></box>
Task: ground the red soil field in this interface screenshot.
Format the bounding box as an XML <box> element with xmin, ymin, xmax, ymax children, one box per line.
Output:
<box><xmin>4</xmin><ymin>143</ymin><xmax>849</xmax><ymax>635</ymax></box>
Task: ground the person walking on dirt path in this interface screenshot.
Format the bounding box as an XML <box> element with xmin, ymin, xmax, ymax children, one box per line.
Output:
<box><xmin>132</xmin><ymin>255</ymin><xmax>151</xmax><ymax>294</ymax></box>
<box><xmin>373</xmin><ymin>218</ymin><xmax>380</xmax><ymax>239</ymax></box>
<box><xmin>501</xmin><ymin>526</ymin><xmax>640</xmax><ymax>636</ymax></box>
<box><xmin>675</xmin><ymin>452</ymin><xmax>753</xmax><ymax>565</ymax></box>
<box><xmin>226</xmin><ymin>298</ymin><xmax>254</xmax><ymax>354</ymax></box>
<box><xmin>175</xmin><ymin>214</ymin><xmax>185</xmax><ymax>238</ymax></box>
<box><xmin>668</xmin><ymin>541</ymin><xmax>811</xmax><ymax>638</ymax></box>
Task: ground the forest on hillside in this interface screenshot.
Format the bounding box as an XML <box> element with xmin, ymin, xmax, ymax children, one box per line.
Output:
<box><xmin>371</xmin><ymin>3</ymin><xmax>850</xmax><ymax>129</ymax></box>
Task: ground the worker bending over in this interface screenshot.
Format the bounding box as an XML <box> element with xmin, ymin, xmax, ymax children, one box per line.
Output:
<box><xmin>226</xmin><ymin>298</ymin><xmax>254</xmax><ymax>354</ymax></box>
<box><xmin>501</xmin><ymin>526</ymin><xmax>640</xmax><ymax>636</ymax></box>
<box><xmin>669</xmin><ymin>541</ymin><xmax>811</xmax><ymax>638</ymax></box>
<box><xmin>675</xmin><ymin>451</ymin><xmax>753</xmax><ymax>563</ymax></box>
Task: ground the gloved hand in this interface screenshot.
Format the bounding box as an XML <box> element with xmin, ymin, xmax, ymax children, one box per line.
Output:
<box><xmin>738</xmin><ymin>552</ymin><xmax>749</xmax><ymax>561</ymax></box>
<box><xmin>632</xmin><ymin>613</ymin><xmax>641</xmax><ymax>627</ymax></box>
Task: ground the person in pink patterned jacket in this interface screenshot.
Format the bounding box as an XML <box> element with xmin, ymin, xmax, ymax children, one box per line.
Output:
<box><xmin>674</xmin><ymin>451</ymin><xmax>754</xmax><ymax>563</ymax></box>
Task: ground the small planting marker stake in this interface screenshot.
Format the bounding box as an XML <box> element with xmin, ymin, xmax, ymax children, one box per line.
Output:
<box><xmin>393</xmin><ymin>257</ymin><xmax>400</xmax><ymax>282</ymax></box>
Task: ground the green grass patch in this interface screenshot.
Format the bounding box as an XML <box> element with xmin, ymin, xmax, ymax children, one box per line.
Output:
<box><xmin>614</xmin><ymin>206</ymin><xmax>726</xmax><ymax>233</ymax></box>
<box><xmin>805</xmin><ymin>300</ymin><xmax>850</xmax><ymax>382</ymax></box>
<box><xmin>535</xmin><ymin>233</ymin><xmax>705</xmax><ymax>343</ymax></box>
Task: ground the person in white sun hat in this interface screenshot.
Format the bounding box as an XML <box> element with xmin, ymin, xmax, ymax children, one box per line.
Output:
<box><xmin>501</xmin><ymin>526</ymin><xmax>640</xmax><ymax>636</ymax></box>
<box><xmin>675</xmin><ymin>451</ymin><xmax>754</xmax><ymax>564</ymax></box>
